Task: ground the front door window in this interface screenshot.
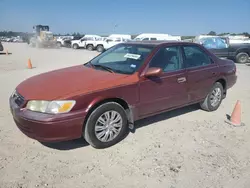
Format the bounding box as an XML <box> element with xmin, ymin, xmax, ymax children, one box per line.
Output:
<box><xmin>149</xmin><ymin>46</ymin><xmax>183</xmax><ymax>72</ymax></box>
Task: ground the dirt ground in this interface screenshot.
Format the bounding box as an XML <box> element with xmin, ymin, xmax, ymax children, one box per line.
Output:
<box><xmin>0</xmin><ymin>43</ymin><xmax>250</xmax><ymax>188</ymax></box>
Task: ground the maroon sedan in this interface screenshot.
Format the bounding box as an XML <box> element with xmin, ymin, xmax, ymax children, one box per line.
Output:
<box><xmin>9</xmin><ymin>41</ymin><xmax>237</xmax><ymax>148</ymax></box>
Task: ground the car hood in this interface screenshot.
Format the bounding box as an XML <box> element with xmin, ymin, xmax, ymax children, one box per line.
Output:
<box><xmin>16</xmin><ymin>65</ymin><xmax>133</xmax><ymax>100</ymax></box>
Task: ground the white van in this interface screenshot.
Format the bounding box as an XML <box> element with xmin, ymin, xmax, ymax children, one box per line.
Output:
<box><xmin>134</xmin><ymin>33</ymin><xmax>181</xmax><ymax>41</ymax></box>
<box><xmin>108</xmin><ymin>34</ymin><xmax>131</xmax><ymax>40</ymax></box>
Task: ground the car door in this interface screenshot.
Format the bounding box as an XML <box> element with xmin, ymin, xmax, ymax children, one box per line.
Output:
<box><xmin>79</xmin><ymin>38</ymin><xmax>87</xmax><ymax>47</ymax></box>
<box><xmin>182</xmin><ymin>45</ymin><xmax>219</xmax><ymax>103</ymax></box>
<box><xmin>138</xmin><ymin>45</ymin><xmax>188</xmax><ymax>117</ymax></box>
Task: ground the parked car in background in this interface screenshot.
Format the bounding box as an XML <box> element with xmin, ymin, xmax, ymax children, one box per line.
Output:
<box><xmin>56</xmin><ymin>36</ymin><xmax>73</xmax><ymax>47</ymax></box>
<box><xmin>0</xmin><ymin>41</ymin><xmax>3</xmax><ymax>51</ymax></box>
<box><xmin>63</xmin><ymin>36</ymin><xmax>83</xmax><ymax>48</ymax></box>
<box><xmin>84</xmin><ymin>37</ymin><xmax>104</xmax><ymax>51</ymax></box>
<box><xmin>71</xmin><ymin>35</ymin><xmax>101</xmax><ymax>49</ymax></box>
<box><xmin>195</xmin><ymin>35</ymin><xmax>250</xmax><ymax>64</ymax></box>
<box><xmin>108</xmin><ymin>34</ymin><xmax>131</xmax><ymax>40</ymax></box>
<box><xmin>134</xmin><ymin>33</ymin><xmax>181</xmax><ymax>41</ymax></box>
<box><xmin>94</xmin><ymin>37</ymin><xmax>129</xmax><ymax>52</ymax></box>
<box><xmin>9</xmin><ymin>41</ymin><xmax>237</xmax><ymax>149</ymax></box>
<box><xmin>85</xmin><ymin>35</ymin><xmax>131</xmax><ymax>52</ymax></box>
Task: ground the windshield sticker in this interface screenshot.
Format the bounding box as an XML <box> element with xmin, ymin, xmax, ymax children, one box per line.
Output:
<box><xmin>124</xmin><ymin>53</ymin><xmax>141</xmax><ymax>60</ymax></box>
<box><xmin>130</xmin><ymin>64</ymin><xmax>136</xmax><ymax>68</ymax></box>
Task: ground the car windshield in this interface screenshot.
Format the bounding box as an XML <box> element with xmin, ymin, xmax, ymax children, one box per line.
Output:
<box><xmin>86</xmin><ymin>44</ymin><xmax>154</xmax><ymax>74</ymax></box>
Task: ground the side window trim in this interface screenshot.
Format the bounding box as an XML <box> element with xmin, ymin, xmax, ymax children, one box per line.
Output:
<box><xmin>182</xmin><ymin>44</ymin><xmax>214</xmax><ymax>70</ymax></box>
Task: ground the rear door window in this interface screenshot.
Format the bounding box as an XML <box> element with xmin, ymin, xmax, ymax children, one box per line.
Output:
<box><xmin>183</xmin><ymin>45</ymin><xmax>212</xmax><ymax>68</ymax></box>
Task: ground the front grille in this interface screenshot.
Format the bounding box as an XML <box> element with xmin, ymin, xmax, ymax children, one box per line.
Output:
<box><xmin>12</xmin><ymin>91</ymin><xmax>25</xmax><ymax>107</ymax></box>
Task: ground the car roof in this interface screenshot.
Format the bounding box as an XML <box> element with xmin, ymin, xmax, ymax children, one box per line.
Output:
<box><xmin>124</xmin><ymin>40</ymin><xmax>196</xmax><ymax>47</ymax></box>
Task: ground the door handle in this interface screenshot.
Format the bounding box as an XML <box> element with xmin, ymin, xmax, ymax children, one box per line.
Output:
<box><xmin>177</xmin><ymin>77</ymin><xmax>186</xmax><ymax>83</ymax></box>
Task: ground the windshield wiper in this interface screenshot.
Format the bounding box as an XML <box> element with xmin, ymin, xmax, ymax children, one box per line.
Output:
<box><xmin>91</xmin><ymin>64</ymin><xmax>114</xmax><ymax>73</ymax></box>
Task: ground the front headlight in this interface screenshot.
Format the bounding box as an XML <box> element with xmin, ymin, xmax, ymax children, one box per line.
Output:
<box><xmin>26</xmin><ymin>100</ymin><xmax>76</xmax><ymax>114</ymax></box>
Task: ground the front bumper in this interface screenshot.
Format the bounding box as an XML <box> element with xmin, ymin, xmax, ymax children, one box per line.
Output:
<box><xmin>9</xmin><ymin>96</ymin><xmax>87</xmax><ymax>142</ymax></box>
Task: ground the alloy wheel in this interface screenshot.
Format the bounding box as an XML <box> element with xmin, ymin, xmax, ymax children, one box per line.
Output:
<box><xmin>94</xmin><ymin>110</ymin><xmax>123</xmax><ymax>142</ymax></box>
<box><xmin>210</xmin><ymin>87</ymin><xmax>222</xmax><ymax>107</ymax></box>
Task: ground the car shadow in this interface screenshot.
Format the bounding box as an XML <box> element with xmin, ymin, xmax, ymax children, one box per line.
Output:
<box><xmin>133</xmin><ymin>104</ymin><xmax>200</xmax><ymax>132</ymax></box>
<box><xmin>0</xmin><ymin>52</ymin><xmax>12</xmax><ymax>55</ymax></box>
<box><xmin>40</xmin><ymin>104</ymin><xmax>200</xmax><ymax>150</ymax></box>
<box><xmin>40</xmin><ymin>138</ymin><xmax>89</xmax><ymax>150</ymax></box>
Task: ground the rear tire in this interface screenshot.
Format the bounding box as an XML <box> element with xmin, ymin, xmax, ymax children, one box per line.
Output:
<box><xmin>86</xmin><ymin>44</ymin><xmax>94</xmax><ymax>51</ymax></box>
<box><xmin>84</xmin><ymin>102</ymin><xmax>128</xmax><ymax>149</ymax></box>
<box><xmin>236</xmin><ymin>52</ymin><xmax>249</xmax><ymax>64</ymax></box>
<box><xmin>200</xmin><ymin>82</ymin><xmax>224</xmax><ymax>112</ymax></box>
<box><xmin>96</xmin><ymin>45</ymin><xmax>104</xmax><ymax>52</ymax></box>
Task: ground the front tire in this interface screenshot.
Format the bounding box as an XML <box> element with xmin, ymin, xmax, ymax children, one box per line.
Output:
<box><xmin>72</xmin><ymin>44</ymin><xmax>79</xmax><ymax>49</ymax></box>
<box><xmin>236</xmin><ymin>52</ymin><xmax>249</xmax><ymax>64</ymax></box>
<box><xmin>200</xmin><ymin>82</ymin><xmax>224</xmax><ymax>112</ymax></box>
<box><xmin>84</xmin><ymin>102</ymin><xmax>128</xmax><ymax>149</ymax></box>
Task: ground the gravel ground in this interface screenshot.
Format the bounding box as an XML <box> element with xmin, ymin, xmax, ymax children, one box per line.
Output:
<box><xmin>0</xmin><ymin>43</ymin><xmax>250</xmax><ymax>188</ymax></box>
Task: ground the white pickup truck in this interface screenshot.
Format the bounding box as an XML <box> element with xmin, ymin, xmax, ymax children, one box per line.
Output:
<box><xmin>71</xmin><ymin>35</ymin><xmax>101</xmax><ymax>49</ymax></box>
<box><xmin>56</xmin><ymin>36</ymin><xmax>73</xmax><ymax>47</ymax></box>
<box><xmin>88</xmin><ymin>37</ymin><xmax>129</xmax><ymax>52</ymax></box>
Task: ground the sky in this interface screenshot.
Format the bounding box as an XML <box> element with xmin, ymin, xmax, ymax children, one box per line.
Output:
<box><xmin>0</xmin><ymin>0</ymin><xmax>249</xmax><ymax>36</ymax></box>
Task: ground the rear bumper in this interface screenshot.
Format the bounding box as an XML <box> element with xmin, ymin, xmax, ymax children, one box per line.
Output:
<box><xmin>9</xmin><ymin>97</ymin><xmax>87</xmax><ymax>142</ymax></box>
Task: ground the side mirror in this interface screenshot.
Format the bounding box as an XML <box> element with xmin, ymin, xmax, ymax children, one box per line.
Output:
<box><xmin>144</xmin><ymin>67</ymin><xmax>163</xmax><ymax>77</ymax></box>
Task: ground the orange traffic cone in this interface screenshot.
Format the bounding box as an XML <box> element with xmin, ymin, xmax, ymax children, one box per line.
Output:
<box><xmin>27</xmin><ymin>58</ymin><xmax>33</xmax><ymax>69</ymax></box>
<box><xmin>226</xmin><ymin>100</ymin><xmax>244</xmax><ymax>127</ymax></box>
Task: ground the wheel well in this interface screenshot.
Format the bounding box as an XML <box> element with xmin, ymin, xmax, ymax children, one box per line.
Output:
<box><xmin>82</xmin><ymin>98</ymin><xmax>130</xmax><ymax>131</ymax></box>
<box><xmin>236</xmin><ymin>49</ymin><xmax>250</xmax><ymax>56</ymax></box>
<box><xmin>216</xmin><ymin>78</ymin><xmax>227</xmax><ymax>97</ymax></box>
<box><xmin>97</xmin><ymin>44</ymin><xmax>104</xmax><ymax>47</ymax></box>
<box><xmin>86</xmin><ymin>44</ymin><xmax>93</xmax><ymax>47</ymax></box>
<box><xmin>216</xmin><ymin>79</ymin><xmax>226</xmax><ymax>89</ymax></box>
